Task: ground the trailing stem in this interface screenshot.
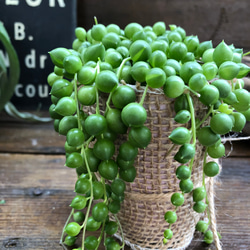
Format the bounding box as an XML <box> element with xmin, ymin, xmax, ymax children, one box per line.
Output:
<box><xmin>60</xmin><ymin>208</ymin><xmax>75</xmax><ymax>249</ymax></box>
<box><xmin>165</xmin><ymin>144</ymin><xmax>176</xmax><ymax>159</ymax></box>
<box><xmin>202</xmin><ymin>148</ymin><xmax>211</xmax><ymax>225</ymax></box>
<box><xmin>73</xmin><ymin>75</ymin><xmax>82</xmax><ymax>130</ymax></box>
<box><xmin>114</xmin><ymin>214</ymin><xmax>125</xmax><ymax>250</ymax></box>
<box><xmin>243</xmin><ymin>51</ymin><xmax>250</xmax><ymax>57</ymax></box>
<box><xmin>95</xmin><ymin>61</ymin><xmax>101</xmax><ymax>115</ymax></box>
<box><xmin>195</xmin><ymin>105</ymin><xmax>214</xmax><ymax>129</ymax></box>
<box><xmin>80</xmin><ymin>147</ymin><xmax>94</xmax><ymax>250</ymax></box>
<box><xmin>139</xmin><ymin>84</ymin><xmax>149</xmax><ymax>106</ymax></box>
<box><xmin>186</xmin><ymin>93</ymin><xmax>196</xmax><ymax>172</ymax></box>
<box><xmin>116</xmin><ymin>57</ymin><xmax>132</xmax><ymax>81</ymax></box>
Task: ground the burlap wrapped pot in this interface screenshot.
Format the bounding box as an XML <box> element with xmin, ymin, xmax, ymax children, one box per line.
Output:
<box><xmin>88</xmin><ymin>83</ymin><xmax>213</xmax><ymax>250</ymax></box>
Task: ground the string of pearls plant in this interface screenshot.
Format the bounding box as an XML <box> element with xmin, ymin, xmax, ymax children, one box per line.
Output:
<box><xmin>47</xmin><ymin>18</ymin><xmax>250</xmax><ymax>250</ymax></box>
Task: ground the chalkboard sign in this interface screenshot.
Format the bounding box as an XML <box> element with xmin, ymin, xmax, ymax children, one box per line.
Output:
<box><xmin>0</xmin><ymin>0</ymin><xmax>77</xmax><ymax>110</ymax></box>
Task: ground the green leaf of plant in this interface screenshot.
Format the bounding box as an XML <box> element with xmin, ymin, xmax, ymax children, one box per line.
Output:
<box><xmin>0</xmin><ymin>21</ymin><xmax>20</xmax><ymax>111</ymax></box>
<box><xmin>0</xmin><ymin>52</ymin><xmax>8</xmax><ymax>98</ymax></box>
<box><xmin>4</xmin><ymin>102</ymin><xmax>52</xmax><ymax>122</ymax></box>
<box><xmin>0</xmin><ymin>200</ymin><xmax>5</xmax><ymax>205</ymax></box>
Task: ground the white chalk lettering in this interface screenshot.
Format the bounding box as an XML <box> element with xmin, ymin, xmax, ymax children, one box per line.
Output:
<box><xmin>14</xmin><ymin>84</ymin><xmax>49</xmax><ymax>98</ymax></box>
<box><xmin>39</xmin><ymin>54</ymin><xmax>47</xmax><ymax>69</ymax></box>
<box><xmin>25</xmin><ymin>49</ymin><xmax>36</xmax><ymax>68</ymax></box>
<box><xmin>24</xmin><ymin>49</ymin><xmax>48</xmax><ymax>69</ymax></box>
<box><xmin>49</xmin><ymin>0</ymin><xmax>65</xmax><ymax>7</ymax></box>
<box><xmin>5</xmin><ymin>0</ymin><xmax>66</xmax><ymax>7</ymax></box>
<box><xmin>15</xmin><ymin>84</ymin><xmax>24</xmax><ymax>97</ymax></box>
<box><xmin>14</xmin><ymin>22</ymin><xmax>26</xmax><ymax>40</ymax></box>
<box><xmin>6</xmin><ymin>0</ymin><xmax>18</xmax><ymax>5</ymax></box>
<box><xmin>38</xmin><ymin>84</ymin><xmax>49</xmax><ymax>97</ymax></box>
<box><xmin>25</xmin><ymin>0</ymin><xmax>42</xmax><ymax>7</ymax></box>
<box><xmin>25</xmin><ymin>84</ymin><xmax>36</xmax><ymax>97</ymax></box>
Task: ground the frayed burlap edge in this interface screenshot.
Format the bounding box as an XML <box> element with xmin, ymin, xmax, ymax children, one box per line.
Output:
<box><xmin>207</xmin><ymin>172</ymin><xmax>223</xmax><ymax>250</ymax></box>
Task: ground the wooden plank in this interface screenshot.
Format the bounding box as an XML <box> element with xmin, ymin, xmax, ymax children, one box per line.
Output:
<box><xmin>0</xmin><ymin>111</ymin><xmax>249</xmax><ymax>157</ymax></box>
<box><xmin>0</xmin><ymin>154</ymin><xmax>75</xmax><ymax>249</ymax></box>
<box><xmin>77</xmin><ymin>0</ymin><xmax>250</xmax><ymax>50</ymax></box>
<box><xmin>0</xmin><ymin>153</ymin><xmax>249</xmax><ymax>249</ymax></box>
<box><xmin>0</xmin><ymin>114</ymin><xmax>65</xmax><ymax>154</ymax></box>
<box><xmin>215</xmin><ymin>157</ymin><xmax>250</xmax><ymax>250</ymax></box>
<box><xmin>224</xmin><ymin>140</ymin><xmax>250</xmax><ymax>157</ymax></box>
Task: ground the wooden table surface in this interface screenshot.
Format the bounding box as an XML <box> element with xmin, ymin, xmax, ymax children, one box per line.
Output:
<box><xmin>0</xmin><ymin>112</ymin><xmax>249</xmax><ymax>250</ymax></box>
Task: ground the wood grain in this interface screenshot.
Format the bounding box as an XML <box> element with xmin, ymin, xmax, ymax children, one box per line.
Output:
<box><xmin>0</xmin><ymin>153</ymin><xmax>250</xmax><ymax>249</ymax></box>
<box><xmin>0</xmin><ymin>110</ymin><xmax>250</xmax><ymax>249</ymax></box>
<box><xmin>0</xmin><ymin>116</ymin><xmax>65</xmax><ymax>154</ymax></box>
<box><xmin>0</xmin><ymin>154</ymin><xmax>75</xmax><ymax>250</ymax></box>
<box><xmin>77</xmin><ymin>0</ymin><xmax>250</xmax><ymax>51</ymax></box>
<box><xmin>0</xmin><ymin>111</ymin><xmax>249</xmax><ymax>157</ymax></box>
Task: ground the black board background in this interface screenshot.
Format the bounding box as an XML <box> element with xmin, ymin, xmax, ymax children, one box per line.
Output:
<box><xmin>0</xmin><ymin>0</ymin><xmax>77</xmax><ymax>110</ymax></box>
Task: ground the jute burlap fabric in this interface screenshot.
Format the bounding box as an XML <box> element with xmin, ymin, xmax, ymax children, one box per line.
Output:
<box><xmin>87</xmin><ymin>84</ymin><xmax>211</xmax><ymax>249</ymax></box>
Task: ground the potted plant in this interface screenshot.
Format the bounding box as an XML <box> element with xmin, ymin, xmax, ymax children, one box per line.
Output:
<box><xmin>47</xmin><ymin>18</ymin><xmax>250</xmax><ymax>250</ymax></box>
<box><xmin>0</xmin><ymin>21</ymin><xmax>51</xmax><ymax>122</ymax></box>
<box><xmin>0</xmin><ymin>21</ymin><xmax>20</xmax><ymax>112</ymax></box>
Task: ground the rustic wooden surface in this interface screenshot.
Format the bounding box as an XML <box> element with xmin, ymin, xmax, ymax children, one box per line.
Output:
<box><xmin>0</xmin><ymin>112</ymin><xmax>250</xmax><ymax>250</ymax></box>
<box><xmin>77</xmin><ymin>0</ymin><xmax>250</xmax><ymax>51</ymax></box>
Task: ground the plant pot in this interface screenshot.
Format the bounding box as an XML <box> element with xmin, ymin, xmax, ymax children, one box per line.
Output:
<box><xmin>88</xmin><ymin>84</ymin><xmax>213</xmax><ymax>249</ymax></box>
